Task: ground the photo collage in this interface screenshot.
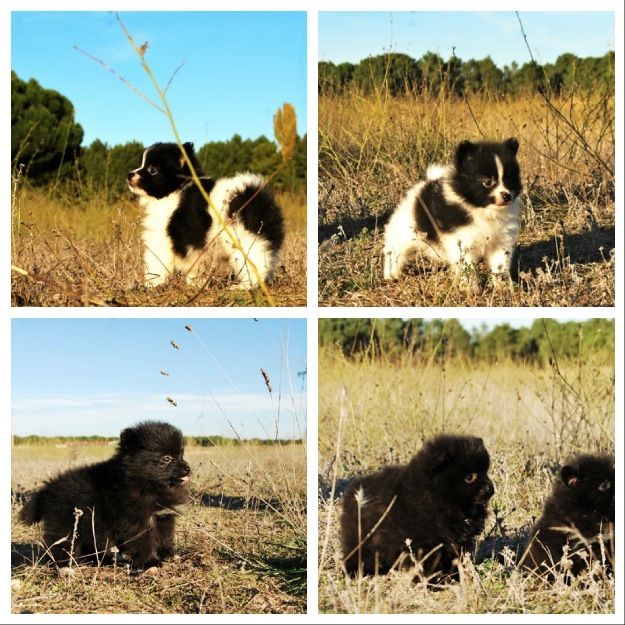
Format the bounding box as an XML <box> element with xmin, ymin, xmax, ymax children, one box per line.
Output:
<box><xmin>7</xmin><ymin>5</ymin><xmax>622</xmax><ymax>622</ymax></box>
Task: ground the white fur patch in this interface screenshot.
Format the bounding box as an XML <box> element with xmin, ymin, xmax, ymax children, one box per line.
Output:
<box><xmin>140</xmin><ymin>193</ymin><xmax>183</xmax><ymax>286</ymax></box>
<box><xmin>383</xmin><ymin>182</ymin><xmax>428</xmax><ymax>280</ymax></box>
<box><xmin>426</xmin><ymin>164</ymin><xmax>450</xmax><ymax>181</ymax></box>
<box><xmin>437</xmin><ymin>200</ymin><xmax>520</xmax><ymax>272</ymax></box>
<box><xmin>495</xmin><ymin>155</ymin><xmax>504</xmax><ymax>181</ymax></box>
<box><xmin>210</xmin><ymin>172</ymin><xmax>266</xmax><ymax>202</ymax></box>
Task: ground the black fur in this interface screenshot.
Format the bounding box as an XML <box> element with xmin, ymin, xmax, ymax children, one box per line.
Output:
<box><xmin>19</xmin><ymin>421</ymin><xmax>191</xmax><ymax>569</ymax></box>
<box><xmin>225</xmin><ymin>181</ymin><xmax>286</xmax><ymax>252</ymax></box>
<box><xmin>414</xmin><ymin>178</ymin><xmax>472</xmax><ymax>237</ymax></box>
<box><xmin>521</xmin><ymin>453</ymin><xmax>615</xmax><ymax>579</ymax></box>
<box><xmin>166</xmin><ymin>179</ymin><xmax>217</xmax><ymax>258</ymax></box>
<box><xmin>339</xmin><ymin>434</ymin><xmax>494</xmax><ymax>584</ymax></box>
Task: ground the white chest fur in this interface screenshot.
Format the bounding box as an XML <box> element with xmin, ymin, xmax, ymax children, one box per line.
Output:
<box><xmin>139</xmin><ymin>194</ymin><xmax>180</xmax><ymax>285</ymax></box>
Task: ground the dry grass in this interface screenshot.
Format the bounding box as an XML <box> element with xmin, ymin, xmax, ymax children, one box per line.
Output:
<box><xmin>11</xmin><ymin>184</ymin><xmax>307</xmax><ymax>307</ymax></box>
<box><xmin>317</xmin><ymin>344</ymin><xmax>615</xmax><ymax>614</ymax></box>
<box><xmin>318</xmin><ymin>88</ymin><xmax>615</xmax><ymax>307</ymax></box>
<box><xmin>11</xmin><ymin>442</ymin><xmax>306</xmax><ymax>614</ymax></box>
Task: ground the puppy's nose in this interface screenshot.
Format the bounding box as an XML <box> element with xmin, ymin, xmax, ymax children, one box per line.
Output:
<box><xmin>501</xmin><ymin>191</ymin><xmax>511</xmax><ymax>202</ymax></box>
<box><xmin>181</xmin><ymin>462</ymin><xmax>191</xmax><ymax>476</ymax></box>
<box><xmin>127</xmin><ymin>172</ymin><xmax>134</xmax><ymax>182</ymax></box>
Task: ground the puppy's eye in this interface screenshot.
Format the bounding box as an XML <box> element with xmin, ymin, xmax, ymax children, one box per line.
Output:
<box><xmin>598</xmin><ymin>480</ymin><xmax>611</xmax><ymax>492</ymax></box>
<box><xmin>161</xmin><ymin>455</ymin><xmax>173</xmax><ymax>464</ymax></box>
<box><xmin>147</xmin><ymin>165</ymin><xmax>158</xmax><ymax>176</ymax></box>
<box><xmin>482</xmin><ymin>179</ymin><xmax>495</xmax><ymax>189</ymax></box>
<box><xmin>464</xmin><ymin>472</ymin><xmax>478</xmax><ymax>484</ymax></box>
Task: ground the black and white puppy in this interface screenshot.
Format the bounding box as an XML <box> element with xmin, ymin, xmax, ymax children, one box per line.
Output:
<box><xmin>127</xmin><ymin>142</ymin><xmax>285</xmax><ymax>288</ymax></box>
<box><xmin>383</xmin><ymin>138</ymin><xmax>522</xmax><ymax>280</ymax></box>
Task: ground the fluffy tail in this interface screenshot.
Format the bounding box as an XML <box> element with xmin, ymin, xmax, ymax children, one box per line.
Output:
<box><xmin>19</xmin><ymin>492</ymin><xmax>43</xmax><ymax>525</ymax></box>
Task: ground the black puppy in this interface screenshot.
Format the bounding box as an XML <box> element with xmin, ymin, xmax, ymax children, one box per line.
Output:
<box><xmin>521</xmin><ymin>453</ymin><xmax>614</xmax><ymax>579</ymax></box>
<box><xmin>339</xmin><ymin>434</ymin><xmax>494</xmax><ymax>584</ymax></box>
<box><xmin>19</xmin><ymin>421</ymin><xmax>191</xmax><ymax>569</ymax></box>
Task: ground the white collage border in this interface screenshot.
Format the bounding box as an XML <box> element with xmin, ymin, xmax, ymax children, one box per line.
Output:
<box><xmin>4</xmin><ymin>1</ymin><xmax>624</xmax><ymax>623</ymax></box>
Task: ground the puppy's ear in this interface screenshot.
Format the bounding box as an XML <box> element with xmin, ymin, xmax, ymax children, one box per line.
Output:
<box><xmin>504</xmin><ymin>137</ymin><xmax>519</xmax><ymax>155</ymax></box>
<box><xmin>429</xmin><ymin>449</ymin><xmax>453</xmax><ymax>474</ymax></box>
<box><xmin>455</xmin><ymin>140</ymin><xmax>477</xmax><ymax>167</ymax></box>
<box><xmin>560</xmin><ymin>465</ymin><xmax>580</xmax><ymax>489</ymax></box>
<box><xmin>180</xmin><ymin>142</ymin><xmax>195</xmax><ymax>171</ymax></box>
<box><xmin>120</xmin><ymin>426</ymin><xmax>141</xmax><ymax>454</ymax></box>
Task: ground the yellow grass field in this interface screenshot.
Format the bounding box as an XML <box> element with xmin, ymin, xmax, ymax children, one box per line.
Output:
<box><xmin>11</xmin><ymin>441</ymin><xmax>306</xmax><ymax>614</ymax></box>
<box><xmin>318</xmin><ymin>87</ymin><xmax>615</xmax><ymax>306</ymax></box>
<box><xmin>11</xmin><ymin>186</ymin><xmax>307</xmax><ymax>307</ymax></box>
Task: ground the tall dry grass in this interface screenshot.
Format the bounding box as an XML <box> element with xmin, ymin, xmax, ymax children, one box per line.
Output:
<box><xmin>11</xmin><ymin>177</ymin><xmax>307</xmax><ymax>307</ymax></box>
<box><xmin>317</xmin><ymin>333</ymin><xmax>615</xmax><ymax>613</ymax></box>
<box><xmin>318</xmin><ymin>82</ymin><xmax>615</xmax><ymax>307</ymax></box>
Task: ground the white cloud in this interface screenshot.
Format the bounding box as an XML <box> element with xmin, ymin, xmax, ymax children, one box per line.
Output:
<box><xmin>12</xmin><ymin>390</ymin><xmax>306</xmax><ymax>440</ymax></box>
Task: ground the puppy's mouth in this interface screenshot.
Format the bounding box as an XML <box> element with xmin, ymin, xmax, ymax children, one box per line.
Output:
<box><xmin>127</xmin><ymin>174</ymin><xmax>146</xmax><ymax>196</ymax></box>
<box><xmin>127</xmin><ymin>180</ymin><xmax>142</xmax><ymax>193</ymax></box>
<box><xmin>475</xmin><ymin>494</ymin><xmax>492</xmax><ymax>504</ymax></box>
<box><xmin>179</xmin><ymin>475</ymin><xmax>190</xmax><ymax>483</ymax></box>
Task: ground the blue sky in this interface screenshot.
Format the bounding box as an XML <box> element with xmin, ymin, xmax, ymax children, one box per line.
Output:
<box><xmin>318</xmin><ymin>11</ymin><xmax>615</xmax><ymax>68</ymax></box>
<box><xmin>11</xmin><ymin>318</ymin><xmax>307</xmax><ymax>440</ymax></box>
<box><xmin>457</xmin><ymin>317</ymin><xmax>590</xmax><ymax>333</ymax></box>
<box><xmin>10</xmin><ymin>11</ymin><xmax>307</xmax><ymax>148</ymax></box>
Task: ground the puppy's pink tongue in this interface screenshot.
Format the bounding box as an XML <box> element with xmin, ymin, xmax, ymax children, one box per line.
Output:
<box><xmin>180</xmin><ymin>475</ymin><xmax>190</xmax><ymax>482</ymax></box>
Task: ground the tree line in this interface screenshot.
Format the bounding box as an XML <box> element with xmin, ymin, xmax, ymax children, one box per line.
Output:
<box><xmin>319</xmin><ymin>318</ymin><xmax>614</xmax><ymax>365</ymax></box>
<box><xmin>11</xmin><ymin>71</ymin><xmax>306</xmax><ymax>199</ymax></box>
<box><xmin>13</xmin><ymin>434</ymin><xmax>304</xmax><ymax>446</ymax></box>
<box><xmin>318</xmin><ymin>51</ymin><xmax>615</xmax><ymax>97</ymax></box>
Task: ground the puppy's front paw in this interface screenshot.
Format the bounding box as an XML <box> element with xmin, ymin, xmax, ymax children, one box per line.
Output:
<box><xmin>142</xmin><ymin>566</ymin><xmax>160</xmax><ymax>577</ymax></box>
<box><xmin>383</xmin><ymin>252</ymin><xmax>402</xmax><ymax>281</ymax></box>
<box><xmin>57</xmin><ymin>566</ymin><xmax>77</xmax><ymax>579</ymax></box>
<box><xmin>228</xmin><ymin>281</ymin><xmax>255</xmax><ymax>291</ymax></box>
